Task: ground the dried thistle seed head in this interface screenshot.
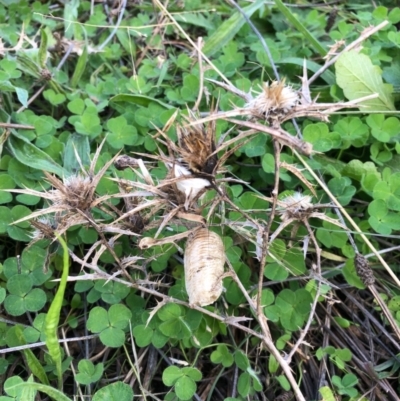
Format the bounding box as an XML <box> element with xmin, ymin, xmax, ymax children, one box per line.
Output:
<box><xmin>354</xmin><ymin>253</ymin><xmax>375</xmax><ymax>286</ymax></box>
<box><xmin>50</xmin><ymin>174</ymin><xmax>94</xmax><ymax>209</ymax></box>
<box><xmin>177</xmin><ymin>115</ymin><xmax>218</xmax><ymax>175</ymax></box>
<box><xmin>278</xmin><ymin>192</ymin><xmax>313</xmax><ymax>221</ymax></box>
<box><xmin>184</xmin><ymin>228</ymin><xmax>225</xmax><ymax>306</ymax></box>
<box><xmin>247</xmin><ymin>80</ymin><xmax>299</xmax><ymax>119</ymax></box>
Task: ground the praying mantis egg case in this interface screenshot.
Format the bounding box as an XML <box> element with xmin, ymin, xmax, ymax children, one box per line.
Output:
<box><xmin>184</xmin><ymin>228</ymin><xmax>225</xmax><ymax>307</ymax></box>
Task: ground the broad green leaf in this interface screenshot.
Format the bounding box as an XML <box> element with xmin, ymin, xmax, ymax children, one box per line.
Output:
<box><xmin>335</xmin><ymin>51</ymin><xmax>395</xmax><ymax>111</ymax></box>
<box><xmin>68</xmin><ymin>98</ymin><xmax>85</xmax><ymax>115</ymax></box>
<box><xmin>342</xmin><ymin>259</ymin><xmax>365</xmax><ymax>289</ymax></box>
<box><xmin>8</xmin><ymin>134</ymin><xmax>66</xmax><ymax>177</ymax></box>
<box><xmin>202</xmin><ymin>0</ymin><xmax>264</xmax><ymax>57</ymax></box>
<box><xmin>92</xmin><ymin>382</ymin><xmax>133</xmax><ymax>401</ymax></box>
<box><xmin>174</xmin><ymin>12</ymin><xmax>214</xmax><ymax>29</ymax></box>
<box><xmin>276</xmin><ymin>375</ymin><xmax>291</xmax><ymax>391</ymax></box>
<box><xmin>366</xmin><ymin>114</ymin><xmax>400</xmax><ymax>142</ymax></box>
<box><xmin>108</xmin><ymin>304</ymin><xmax>132</xmax><ymax>328</ymax></box>
<box><xmin>43</xmin><ymin>89</ymin><xmax>66</xmax><ymax>105</ymax></box>
<box><xmin>63</xmin><ymin>133</ymin><xmax>90</xmax><ymax>174</ymax></box>
<box><xmin>182</xmin><ymin>367</ymin><xmax>202</xmax><ymax>382</ymax></box>
<box><xmin>71</xmin><ymin>46</ymin><xmax>88</xmax><ymax>88</ymax></box>
<box><xmin>110</xmin><ymin>94</ymin><xmax>173</xmax><ymax>109</ymax></box>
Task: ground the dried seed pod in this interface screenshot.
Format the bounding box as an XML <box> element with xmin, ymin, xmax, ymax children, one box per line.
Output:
<box><xmin>354</xmin><ymin>253</ymin><xmax>375</xmax><ymax>286</ymax></box>
<box><xmin>114</xmin><ymin>155</ymin><xmax>140</xmax><ymax>170</ymax></box>
<box><xmin>184</xmin><ymin>228</ymin><xmax>225</xmax><ymax>306</ymax></box>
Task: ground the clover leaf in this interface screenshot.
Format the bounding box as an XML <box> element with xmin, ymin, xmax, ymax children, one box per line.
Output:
<box><xmin>75</xmin><ymin>360</ymin><xmax>103</xmax><ymax>385</ymax></box>
<box><xmin>4</xmin><ymin>274</ymin><xmax>46</xmax><ymax>316</ymax></box>
<box><xmin>87</xmin><ymin>304</ymin><xmax>132</xmax><ymax>347</ymax></box>
<box><xmin>106</xmin><ymin>116</ymin><xmax>138</xmax><ymax>149</ymax></box>
<box><xmin>162</xmin><ymin>366</ymin><xmax>202</xmax><ymax>401</ymax></box>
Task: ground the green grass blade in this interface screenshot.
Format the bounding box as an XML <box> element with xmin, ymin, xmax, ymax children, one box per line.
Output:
<box><xmin>15</xmin><ymin>326</ymin><xmax>50</xmax><ymax>385</ymax></box>
<box><xmin>203</xmin><ymin>0</ymin><xmax>264</xmax><ymax>57</ymax></box>
<box><xmin>71</xmin><ymin>45</ymin><xmax>88</xmax><ymax>88</ymax></box>
<box><xmin>274</xmin><ymin>0</ymin><xmax>326</xmax><ymax>57</ymax></box>
<box><xmin>8</xmin><ymin>378</ymin><xmax>73</xmax><ymax>401</ymax></box>
<box><xmin>44</xmin><ymin>234</ymin><xmax>70</xmax><ymax>389</ymax></box>
<box><xmin>38</xmin><ymin>29</ymin><xmax>48</xmax><ymax>69</ymax></box>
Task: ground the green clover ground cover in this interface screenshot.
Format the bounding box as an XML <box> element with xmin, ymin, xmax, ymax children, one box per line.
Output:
<box><xmin>1</xmin><ymin>1</ymin><xmax>400</xmax><ymax>401</ymax></box>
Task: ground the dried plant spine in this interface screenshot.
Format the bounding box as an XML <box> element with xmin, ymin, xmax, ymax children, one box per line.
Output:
<box><xmin>184</xmin><ymin>228</ymin><xmax>225</xmax><ymax>306</ymax></box>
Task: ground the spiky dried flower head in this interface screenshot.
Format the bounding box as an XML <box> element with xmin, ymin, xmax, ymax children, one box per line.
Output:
<box><xmin>177</xmin><ymin>114</ymin><xmax>218</xmax><ymax>175</ymax></box>
<box><xmin>278</xmin><ymin>191</ymin><xmax>313</xmax><ymax>221</ymax></box>
<box><xmin>246</xmin><ymin>80</ymin><xmax>299</xmax><ymax>120</ymax></box>
<box><xmin>47</xmin><ymin>173</ymin><xmax>94</xmax><ymax>210</ymax></box>
<box><xmin>354</xmin><ymin>253</ymin><xmax>375</xmax><ymax>286</ymax></box>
